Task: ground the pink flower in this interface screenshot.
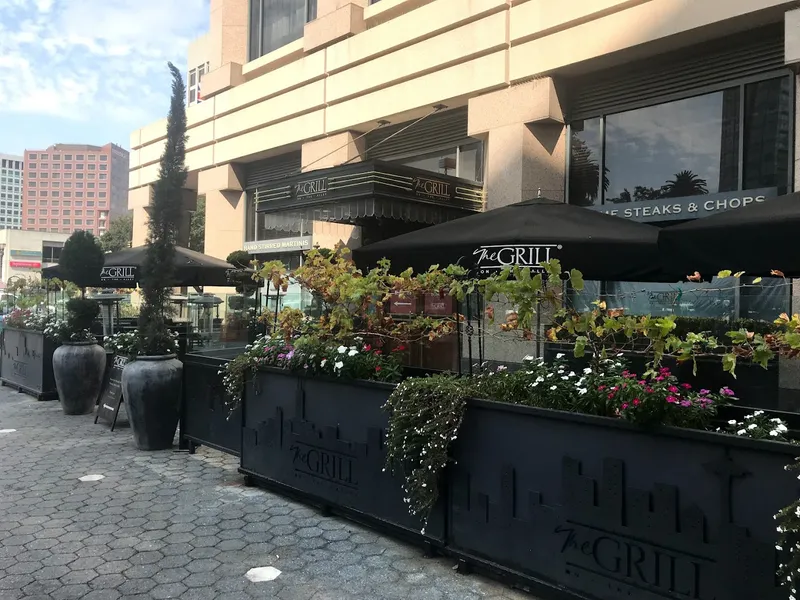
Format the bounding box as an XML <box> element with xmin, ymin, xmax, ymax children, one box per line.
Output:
<box><xmin>666</xmin><ymin>396</ymin><xmax>678</xmax><ymax>404</ymax></box>
<box><xmin>680</xmin><ymin>400</ymin><xmax>692</xmax><ymax>407</ymax></box>
<box><xmin>633</xmin><ymin>398</ymin><xmax>640</xmax><ymax>406</ymax></box>
<box><xmin>720</xmin><ymin>387</ymin><xmax>735</xmax><ymax>397</ymax></box>
<box><xmin>638</xmin><ymin>380</ymin><xmax>647</xmax><ymax>386</ymax></box>
<box><xmin>681</xmin><ymin>383</ymin><xmax>692</xmax><ymax>390</ymax></box>
<box><xmin>668</xmin><ymin>386</ymin><xmax>679</xmax><ymax>393</ymax></box>
<box><xmin>621</xmin><ymin>403</ymin><xmax>629</xmax><ymax>410</ymax></box>
<box><xmin>655</xmin><ymin>376</ymin><xmax>665</xmax><ymax>382</ymax></box>
<box><xmin>607</xmin><ymin>393</ymin><xmax>615</xmax><ymax>400</ymax></box>
<box><xmin>699</xmin><ymin>389</ymin><xmax>710</xmax><ymax>395</ymax></box>
<box><xmin>598</xmin><ymin>385</ymin><xmax>606</xmax><ymax>391</ymax></box>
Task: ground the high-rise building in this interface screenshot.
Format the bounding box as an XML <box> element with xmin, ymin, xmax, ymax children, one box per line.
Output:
<box><xmin>0</xmin><ymin>153</ymin><xmax>24</xmax><ymax>230</ymax></box>
<box><xmin>22</xmin><ymin>143</ymin><xmax>129</xmax><ymax>237</ymax></box>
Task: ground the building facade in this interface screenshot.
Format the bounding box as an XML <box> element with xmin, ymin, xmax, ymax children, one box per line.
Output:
<box><xmin>0</xmin><ymin>229</ymin><xmax>70</xmax><ymax>285</ymax></box>
<box><xmin>0</xmin><ymin>154</ymin><xmax>23</xmax><ymax>230</ymax></box>
<box><xmin>129</xmin><ymin>0</ymin><xmax>799</xmax><ymax>317</ymax></box>
<box><xmin>23</xmin><ymin>143</ymin><xmax>130</xmax><ymax>238</ymax></box>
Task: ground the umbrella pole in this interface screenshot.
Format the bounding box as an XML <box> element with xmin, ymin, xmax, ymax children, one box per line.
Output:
<box><xmin>466</xmin><ymin>294</ymin><xmax>473</xmax><ymax>376</ymax></box>
<box><xmin>456</xmin><ymin>298</ymin><xmax>462</xmax><ymax>376</ymax></box>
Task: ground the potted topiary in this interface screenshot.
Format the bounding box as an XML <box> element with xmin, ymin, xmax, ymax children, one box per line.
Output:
<box><xmin>47</xmin><ymin>298</ymin><xmax>105</xmax><ymax>414</ymax></box>
<box><xmin>50</xmin><ymin>230</ymin><xmax>107</xmax><ymax>414</ymax></box>
<box><xmin>121</xmin><ymin>63</ymin><xmax>187</xmax><ymax>451</ymax></box>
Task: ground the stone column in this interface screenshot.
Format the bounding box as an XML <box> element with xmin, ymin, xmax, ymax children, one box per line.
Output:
<box><xmin>468</xmin><ymin>79</ymin><xmax>566</xmax><ymax>210</ymax></box>
<box><xmin>301</xmin><ymin>132</ymin><xmax>366</xmax><ymax>250</ymax></box>
<box><xmin>197</xmin><ymin>164</ymin><xmax>245</xmax><ymax>261</ymax></box>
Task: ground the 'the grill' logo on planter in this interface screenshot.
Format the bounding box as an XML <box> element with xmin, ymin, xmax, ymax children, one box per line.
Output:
<box><xmin>290</xmin><ymin>442</ymin><xmax>358</xmax><ymax>489</ymax></box>
<box><xmin>11</xmin><ymin>359</ymin><xmax>27</xmax><ymax>380</ymax></box>
<box><xmin>100</xmin><ymin>266</ymin><xmax>136</xmax><ymax>282</ymax></box>
<box><xmin>472</xmin><ymin>244</ymin><xmax>562</xmax><ymax>274</ymax></box>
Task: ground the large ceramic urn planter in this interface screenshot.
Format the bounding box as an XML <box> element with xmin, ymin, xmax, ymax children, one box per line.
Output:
<box><xmin>53</xmin><ymin>342</ymin><xmax>107</xmax><ymax>415</ymax></box>
<box><xmin>122</xmin><ymin>355</ymin><xmax>183</xmax><ymax>450</ymax></box>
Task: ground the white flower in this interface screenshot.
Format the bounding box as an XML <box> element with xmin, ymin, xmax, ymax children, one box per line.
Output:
<box><xmin>546</xmin><ymin>373</ymin><xmax>554</xmax><ymax>378</ymax></box>
<box><xmin>531</xmin><ymin>382</ymin><xmax>540</xmax><ymax>388</ymax></box>
<box><xmin>772</xmin><ymin>418</ymin><xmax>783</xmax><ymax>423</ymax></box>
<box><xmin>583</xmin><ymin>368</ymin><xmax>592</xmax><ymax>375</ymax></box>
<box><xmin>523</xmin><ymin>355</ymin><xmax>535</xmax><ymax>362</ymax></box>
<box><xmin>568</xmin><ymin>371</ymin><xmax>576</xmax><ymax>377</ymax></box>
<box><xmin>320</xmin><ymin>359</ymin><xmax>327</xmax><ymax>367</ymax></box>
<box><xmin>550</xmin><ymin>385</ymin><xmax>557</xmax><ymax>391</ymax></box>
<box><xmin>754</xmin><ymin>410</ymin><xmax>765</xmax><ymax>416</ymax></box>
<box><xmin>334</xmin><ymin>361</ymin><xmax>344</xmax><ymax>370</ymax></box>
<box><xmin>561</xmin><ymin>376</ymin><xmax>569</xmax><ymax>381</ymax></box>
<box><xmin>747</xmin><ymin>423</ymin><xmax>757</xmax><ymax>430</ymax></box>
<box><xmin>578</xmin><ymin>388</ymin><xmax>588</xmax><ymax>395</ymax></box>
<box><xmin>737</xmin><ymin>429</ymin><xmax>747</xmax><ymax>435</ymax></box>
<box><xmin>727</xmin><ymin>420</ymin><xmax>737</xmax><ymax>425</ymax></box>
<box><xmin>535</xmin><ymin>376</ymin><xmax>544</xmax><ymax>384</ymax></box>
<box><xmin>337</xmin><ymin>346</ymin><xmax>347</xmax><ymax>354</ymax></box>
<box><xmin>778</xmin><ymin>424</ymin><xmax>788</xmax><ymax>433</ymax></box>
<box><xmin>496</xmin><ymin>365</ymin><xmax>507</xmax><ymax>372</ymax></box>
<box><xmin>770</xmin><ymin>430</ymin><xmax>780</xmax><ymax>437</ymax></box>
<box><xmin>348</xmin><ymin>349</ymin><xmax>358</xmax><ymax>357</ymax></box>
<box><xmin>556</xmin><ymin>353</ymin><xmax>565</xmax><ymax>359</ymax></box>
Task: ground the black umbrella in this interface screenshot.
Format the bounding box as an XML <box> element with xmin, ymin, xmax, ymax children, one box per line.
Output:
<box><xmin>353</xmin><ymin>198</ymin><xmax>669</xmax><ymax>282</ymax></box>
<box><xmin>42</xmin><ymin>246</ymin><xmax>236</xmax><ymax>288</ymax></box>
<box><xmin>658</xmin><ymin>191</ymin><xmax>799</xmax><ymax>278</ymax></box>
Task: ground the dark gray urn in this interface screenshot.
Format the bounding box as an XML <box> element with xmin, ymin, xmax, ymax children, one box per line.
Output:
<box><xmin>53</xmin><ymin>342</ymin><xmax>107</xmax><ymax>415</ymax></box>
<box><xmin>122</xmin><ymin>356</ymin><xmax>183</xmax><ymax>451</ymax></box>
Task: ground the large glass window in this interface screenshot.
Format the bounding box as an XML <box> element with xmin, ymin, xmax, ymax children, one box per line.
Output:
<box><xmin>249</xmin><ymin>0</ymin><xmax>317</xmax><ymax>61</ymax></box>
<box><xmin>395</xmin><ymin>141</ymin><xmax>484</xmax><ymax>183</ymax></box>
<box><xmin>569</xmin><ymin>75</ymin><xmax>793</xmax><ymax>206</ymax></box>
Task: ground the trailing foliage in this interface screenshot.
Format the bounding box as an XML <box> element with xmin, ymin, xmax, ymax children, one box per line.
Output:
<box><xmin>383</xmin><ymin>375</ymin><xmax>468</xmax><ymax>528</ymax></box>
<box><xmin>59</xmin><ymin>230</ymin><xmax>104</xmax><ymax>293</ymax></box>
<box><xmin>136</xmin><ymin>62</ymin><xmax>188</xmax><ymax>356</ymax></box>
<box><xmin>720</xmin><ymin>410</ymin><xmax>791</xmax><ymax>442</ymax></box>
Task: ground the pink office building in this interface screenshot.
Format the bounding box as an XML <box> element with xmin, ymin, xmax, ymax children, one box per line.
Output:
<box><xmin>22</xmin><ymin>143</ymin><xmax>129</xmax><ymax>237</ymax></box>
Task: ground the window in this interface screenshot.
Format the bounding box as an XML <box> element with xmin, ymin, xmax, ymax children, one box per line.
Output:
<box><xmin>51</xmin><ymin>191</ymin><xmax>59</xmax><ymax>198</ymax></box>
<box><xmin>29</xmin><ymin>153</ymin><xmax>37</xmax><ymax>159</ymax></box>
<box><xmin>76</xmin><ymin>164</ymin><xmax>84</xmax><ymax>170</ymax></box>
<box><xmin>40</xmin><ymin>163</ymin><xmax>48</xmax><ymax>169</ymax></box>
<box><xmin>99</xmin><ymin>164</ymin><xmax>107</xmax><ymax>171</ymax></box>
<box><xmin>100</xmin><ymin>155</ymin><xmax>107</xmax><ymax>161</ymax></box>
<box><xmin>27</xmin><ymin>190</ymin><xmax>35</xmax><ymax>197</ymax></box>
<box><xmin>52</xmin><ymin>164</ymin><xmax>60</xmax><ymax>170</ymax></box>
<box><xmin>29</xmin><ymin>181</ymin><xmax>36</xmax><ymax>187</ymax></box>
<box><xmin>63</xmin><ymin>200</ymin><xmax>71</xmax><ymax>206</ymax></box>
<box><xmin>396</xmin><ymin>141</ymin><xmax>484</xmax><ymax>183</ymax></box>
<box><xmin>64</xmin><ymin>192</ymin><xmax>72</xmax><ymax>198</ymax></box>
<box><xmin>88</xmin><ymin>155</ymin><xmax>95</xmax><ymax>161</ymax></box>
<box><xmin>87</xmin><ymin>183</ymin><xmax>95</xmax><ymax>189</ymax></box>
<box><xmin>248</xmin><ymin>0</ymin><xmax>317</xmax><ymax>61</ymax></box>
<box><xmin>64</xmin><ymin>154</ymin><xmax>72</xmax><ymax>160</ymax></box>
<box><xmin>99</xmin><ymin>183</ymin><xmax>107</xmax><ymax>189</ymax></box>
<box><xmin>86</xmin><ymin>220</ymin><xmax>94</xmax><ymax>225</ymax></box>
<box><xmin>75</xmin><ymin>192</ymin><xmax>83</xmax><ymax>198</ymax></box>
<box><xmin>62</xmin><ymin>210</ymin><xmax>70</xmax><ymax>216</ymax></box>
<box><xmin>87</xmin><ymin>194</ymin><xmax>95</xmax><ymax>199</ymax></box>
<box><xmin>99</xmin><ymin>173</ymin><xmax>107</xmax><ymax>180</ymax></box>
<box><xmin>40</xmin><ymin>172</ymin><xmax>48</xmax><ymax>178</ymax></box>
<box><xmin>42</xmin><ymin>246</ymin><xmax>62</xmax><ymax>262</ymax></box>
<box><xmin>63</xmin><ymin>163</ymin><xmax>72</xmax><ymax>169</ymax></box>
<box><xmin>88</xmin><ymin>174</ymin><xmax>96</xmax><ymax>180</ymax></box>
<box><xmin>99</xmin><ymin>192</ymin><xmax>107</xmax><ymax>198</ymax></box>
<box><xmin>51</xmin><ymin>209</ymin><xmax>59</xmax><ymax>215</ymax></box>
<box><xmin>75</xmin><ymin>210</ymin><xmax>83</xmax><ymax>216</ymax></box>
<box><xmin>28</xmin><ymin>163</ymin><xmax>36</xmax><ymax>169</ymax></box>
<box><xmin>62</xmin><ymin>219</ymin><xmax>70</xmax><ymax>225</ymax></box>
<box><xmin>567</xmin><ymin>74</ymin><xmax>792</xmax><ymax>207</ymax></box>
<box><xmin>39</xmin><ymin>209</ymin><xmax>47</xmax><ymax>215</ymax></box>
<box><xmin>39</xmin><ymin>191</ymin><xmax>47</xmax><ymax>197</ymax></box>
<box><xmin>52</xmin><ymin>154</ymin><xmax>60</xmax><ymax>160</ymax></box>
<box><xmin>74</xmin><ymin>219</ymin><xmax>82</xmax><ymax>225</ymax></box>
<box><xmin>29</xmin><ymin>172</ymin><xmax>36</xmax><ymax>178</ymax></box>
<box><xmin>76</xmin><ymin>183</ymin><xmax>84</xmax><ymax>189</ymax></box>
<box><xmin>40</xmin><ymin>154</ymin><xmax>48</xmax><ymax>159</ymax></box>
<box><xmin>52</xmin><ymin>173</ymin><xmax>59</xmax><ymax>179</ymax></box>
<box><xmin>88</xmin><ymin>164</ymin><xmax>96</xmax><ymax>171</ymax></box>
<box><xmin>51</xmin><ymin>182</ymin><xmax>60</xmax><ymax>188</ymax></box>
<box><xmin>27</xmin><ymin>219</ymin><xmax>34</xmax><ymax>225</ymax></box>
<box><xmin>76</xmin><ymin>154</ymin><xmax>84</xmax><ymax>160</ymax></box>
<box><xmin>38</xmin><ymin>219</ymin><xmax>46</xmax><ymax>224</ymax></box>
<box><xmin>27</xmin><ymin>209</ymin><xmax>35</xmax><ymax>215</ymax></box>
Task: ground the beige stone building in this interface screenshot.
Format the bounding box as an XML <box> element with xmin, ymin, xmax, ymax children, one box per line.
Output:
<box><xmin>129</xmin><ymin>0</ymin><xmax>799</xmax><ymax>318</ymax></box>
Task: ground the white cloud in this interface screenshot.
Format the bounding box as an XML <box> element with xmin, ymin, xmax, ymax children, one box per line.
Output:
<box><xmin>0</xmin><ymin>0</ymin><xmax>208</xmax><ymax>131</ymax></box>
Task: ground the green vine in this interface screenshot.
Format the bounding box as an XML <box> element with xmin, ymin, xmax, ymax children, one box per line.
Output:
<box><xmin>383</xmin><ymin>375</ymin><xmax>468</xmax><ymax>529</ymax></box>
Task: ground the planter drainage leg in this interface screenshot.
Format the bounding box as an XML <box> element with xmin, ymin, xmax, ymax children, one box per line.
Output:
<box><xmin>187</xmin><ymin>441</ymin><xmax>197</xmax><ymax>455</ymax></box>
<box><xmin>455</xmin><ymin>559</ymin><xmax>471</xmax><ymax>575</ymax></box>
<box><xmin>422</xmin><ymin>541</ymin><xmax>435</xmax><ymax>558</ymax></box>
<box><xmin>243</xmin><ymin>474</ymin><xmax>255</xmax><ymax>487</ymax></box>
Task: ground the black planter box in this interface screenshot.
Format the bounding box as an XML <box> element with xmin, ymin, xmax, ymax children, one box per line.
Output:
<box><xmin>240</xmin><ymin>369</ymin><xmax>444</xmax><ymax>541</ymax></box>
<box><xmin>448</xmin><ymin>398</ymin><xmax>798</xmax><ymax>600</ymax></box>
<box><xmin>181</xmin><ymin>349</ymin><xmax>243</xmax><ymax>456</ymax></box>
<box><xmin>0</xmin><ymin>327</ymin><xmax>58</xmax><ymax>400</ymax></box>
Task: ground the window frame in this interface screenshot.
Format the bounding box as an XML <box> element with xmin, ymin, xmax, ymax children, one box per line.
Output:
<box><xmin>565</xmin><ymin>69</ymin><xmax>795</xmax><ymax>206</ymax></box>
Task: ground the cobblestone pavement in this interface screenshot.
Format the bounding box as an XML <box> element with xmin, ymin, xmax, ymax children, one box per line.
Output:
<box><xmin>0</xmin><ymin>389</ymin><xmax>534</xmax><ymax>600</ymax></box>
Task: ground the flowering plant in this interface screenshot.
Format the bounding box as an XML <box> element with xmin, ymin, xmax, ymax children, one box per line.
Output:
<box><xmin>103</xmin><ymin>330</ymin><xmax>176</xmax><ymax>357</ymax></box>
<box><xmin>4</xmin><ymin>309</ymin><xmax>51</xmax><ymax>331</ymax></box>
<box><xmin>222</xmin><ymin>334</ymin><xmax>404</xmax><ymax>409</ymax></box>
<box><xmin>722</xmin><ymin>410</ymin><xmax>791</xmax><ymax>442</ymax></box>
<box><xmin>43</xmin><ymin>319</ymin><xmax>96</xmax><ymax>344</ymax></box>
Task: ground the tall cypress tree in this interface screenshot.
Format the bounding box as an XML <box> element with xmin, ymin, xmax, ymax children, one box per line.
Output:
<box><xmin>137</xmin><ymin>63</ymin><xmax>188</xmax><ymax>356</ymax></box>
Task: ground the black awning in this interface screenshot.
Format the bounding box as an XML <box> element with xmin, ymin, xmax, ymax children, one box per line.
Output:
<box><xmin>353</xmin><ymin>198</ymin><xmax>674</xmax><ymax>282</ymax></box>
<box><xmin>658</xmin><ymin>191</ymin><xmax>800</xmax><ymax>278</ymax></box>
<box><xmin>254</xmin><ymin>160</ymin><xmax>484</xmax><ymax>224</ymax></box>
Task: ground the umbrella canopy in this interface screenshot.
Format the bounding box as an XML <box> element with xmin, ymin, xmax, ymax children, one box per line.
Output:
<box><xmin>353</xmin><ymin>198</ymin><xmax>670</xmax><ymax>282</ymax></box>
<box><xmin>42</xmin><ymin>246</ymin><xmax>236</xmax><ymax>288</ymax></box>
<box><xmin>658</xmin><ymin>191</ymin><xmax>799</xmax><ymax>278</ymax></box>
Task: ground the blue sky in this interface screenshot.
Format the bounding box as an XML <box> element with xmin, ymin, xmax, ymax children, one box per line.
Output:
<box><xmin>0</xmin><ymin>0</ymin><xmax>210</xmax><ymax>157</ymax></box>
